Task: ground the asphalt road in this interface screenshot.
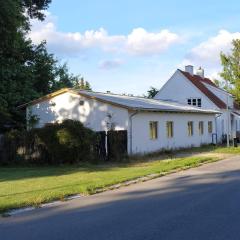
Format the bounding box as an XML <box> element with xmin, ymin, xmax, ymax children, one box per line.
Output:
<box><xmin>1</xmin><ymin>156</ymin><xmax>240</xmax><ymax>240</ymax></box>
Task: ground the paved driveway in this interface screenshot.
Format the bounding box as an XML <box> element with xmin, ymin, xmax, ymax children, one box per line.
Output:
<box><xmin>1</xmin><ymin>156</ymin><xmax>240</xmax><ymax>240</ymax></box>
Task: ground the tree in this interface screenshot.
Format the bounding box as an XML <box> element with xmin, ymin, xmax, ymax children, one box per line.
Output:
<box><xmin>73</xmin><ymin>78</ymin><xmax>92</xmax><ymax>91</ymax></box>
<box><xmin>213</xmin><ymin>78</ymin><xmax>228</xmax><ymax>90</ymax></box>
<box><xmin>22</xmin><ymin>0</ymin><xmax>52</xmax><ymax>21</ymax></box>
<box><xmin>85</xmin><ymin>81</ymin><xmax>92</xmax><ymax>91</ymax></box>
<box><xmin>146</xmin><ymin>87</ymin><xmax>159</xmax><ymax>98</ymax></box>
<box><xmin>0</xmin><ymin>0</ymin><xmax>88</xmax><ymax>129</ymax></box>
<box><xmin>80</xmin><ymin>78</ymin><xmax>85</xmax><ymax>89</ymax></box>
<box><xmin>52</xmin><ymin>63</ymin><xmax>79</xmax><ymax>91</ymax></box>
<box><xmin>0</xmin><ymin>0</ymin><xmax>52</xmax><ymax>128</ymax></box>
<box><xmin>220</xmin><ymin>39</ymin><xmax>240</xmax><ymax>103</ymax></box>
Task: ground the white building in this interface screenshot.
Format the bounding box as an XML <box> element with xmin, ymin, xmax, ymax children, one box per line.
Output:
<box><xmin>20</xmin><ymin>88</ymin><xmax>218</xmax><ymax>154</ymax></box>
<box><xmin>155</xmin><ymin>65</ymin><xmax>240</xmax><ymax>143</ymax></box>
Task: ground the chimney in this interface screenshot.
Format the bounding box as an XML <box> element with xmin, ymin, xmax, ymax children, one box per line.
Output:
<box><xmin>196</xmin><ymin>67</ymin><xmax>204</xmax><ymax>78</ymax></box>
<box><xmin>185</xmin><ymin>65</ymin><xmax>194</xmax><ymax>75</ymax></box>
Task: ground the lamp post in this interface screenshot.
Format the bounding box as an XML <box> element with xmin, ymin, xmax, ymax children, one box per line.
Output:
<box><xmin>226</xmin><ymin>79</ymin><xmax>230</xmax><ymax>147</ymax></box>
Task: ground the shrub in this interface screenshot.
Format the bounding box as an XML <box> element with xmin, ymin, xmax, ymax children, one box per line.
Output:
<box><xmin>1</xmin><ymin>129</ymin><xmax>25</xmax><ymax>164</ymax></box>
<box><xmin>0</xmin><ymin>120</ymin><xmax>100</xmax><ymax>165</ymax></box>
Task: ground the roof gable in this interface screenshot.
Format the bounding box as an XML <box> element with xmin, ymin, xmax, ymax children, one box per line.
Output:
<box><xmin>179</xmin><ymin>70</ymin><xmax>227</xmax><ymax>109</ymax></box>
<box><xmin>17</xmin><ymin>88</ymin><xmax>71</xmax><ymax>109</ymax></box>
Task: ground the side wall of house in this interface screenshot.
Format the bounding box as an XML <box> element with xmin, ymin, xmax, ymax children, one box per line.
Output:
<box><xmin>27</xmin><ymin>92</ymin><xmax>129</xmax><ymax>132</ymax></box>
<box><xmin>154</xmin><ymin>70</ymin><xmax>217</xmax><ymax>110</ymax></box>
<box><xmin>216</xmin><ymin>110</ymin><xmax>240</xmax><ymax>140</ymax></box>
<box><xmin>130</xmin><ymin>112</ymin><xmax>216</xmax><ymax>154</ymax></box>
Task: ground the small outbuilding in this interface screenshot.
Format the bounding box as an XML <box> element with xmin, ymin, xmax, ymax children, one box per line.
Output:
<box><xmin>19</xmin><ymin>88</ymin><xmax>219</xmax><ymax>154</ymax></box>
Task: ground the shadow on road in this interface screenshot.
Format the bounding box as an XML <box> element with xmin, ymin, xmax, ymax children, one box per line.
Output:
<box><xmin>0</xmin><ymin>165</ymin><xmax>240</xmax><ymax>240</ymax></box>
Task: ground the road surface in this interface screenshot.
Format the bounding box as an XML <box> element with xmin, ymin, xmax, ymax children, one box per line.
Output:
<box><xmin>1</xmin><ymin>156</ymin><xmax>240</xmax><ymax>240</ymax></box>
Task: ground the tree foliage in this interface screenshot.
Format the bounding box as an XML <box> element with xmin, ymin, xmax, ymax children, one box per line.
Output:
<box><xmin>0</xmin><ymin>0</ymin><xmax>88</xmax><ymax>130</ymax></box>
<box><xmin>220</xmin><ymin>39</ymin><xmax>240</xmax><ymax>103</ymax></box>
<box><xmin>145</xmin><ymin>87</ymin><xmax>159</xmax><ymax>98</ymax></box>
<box><xmin>73</xmin><ymin>78</ymin><xmax>92</xmax><ymax>90</ymax></box>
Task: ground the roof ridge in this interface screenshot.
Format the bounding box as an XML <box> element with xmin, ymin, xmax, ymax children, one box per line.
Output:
<box><xmin>78</xmin><ymin>89</ymin><xmax>193</xmax><ymax>105</ymax></box>
<box><xmin>77</xmin><ymin>89</ymin><xmax>146</xmax><ymax>99</ymax></box>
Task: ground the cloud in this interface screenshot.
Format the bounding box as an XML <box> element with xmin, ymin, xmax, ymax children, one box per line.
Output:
<box><xmin>98</xmin><ymin>59</ymin><xmax>123</xmax><ymax>70</ymax></box>
<box><xmin>30</xmin><ymin>16</ymin><xmax>124</xmax><ymax>56</ymax></box>
<box><xmin>181</xmin><ymin>30</ymin><xmax>240</xmax><ymax>79</ymax></box>
<box><xmin>29</xmin><ymin>12</ymin><xmax>181</xmax><ymax>57</ymax></box>
<box><xmin>126</xmin><ymin>28</ymin><xmax>181</xmax><ymax>55</ymax></box>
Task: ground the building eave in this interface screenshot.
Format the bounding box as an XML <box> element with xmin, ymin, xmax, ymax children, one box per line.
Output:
<box><xmin>17</xmin><ymin>88</ymin><xmax>71</xmax><ymax>109</ymax></box>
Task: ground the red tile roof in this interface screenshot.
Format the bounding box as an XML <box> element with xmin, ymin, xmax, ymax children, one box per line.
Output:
<box><xmin>179</xmin><ymin>70</ymin><xmax>227</xmax><ymax>109</ymax></box>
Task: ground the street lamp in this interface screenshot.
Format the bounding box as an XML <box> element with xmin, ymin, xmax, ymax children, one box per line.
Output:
<box><xmin>226</xmin><ymin>79</ymin><xmax>230</xmax><ymax>147</ymax></box>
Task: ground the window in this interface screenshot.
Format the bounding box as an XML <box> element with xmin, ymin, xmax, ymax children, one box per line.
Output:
<box><xmin>199</xmin><ymin>121</ymin><xmax>204</xmax><ymax>135</ymax></box>
<box><xmin>188</xmin><ymin>121</ymin><xmax>194</xmax><ymax>136</ymax></box>
<box><xmin>192</xmin><ymin>99</ymin><xmax>196</xmax><ymax>106</ymax></box>
<box><xmin>149</xmin><ymin>121</ymin><xmax>158</xmax><ymax>139</ymax></box>
<box><xmin>208</xmin><ymin>121</ymin><xmax>213</xmax><ymax>133</ymax></box>
<box><xmin>197</xmin><ymin>98</ymin><xmax>202</xmax><ymax>107</ymax></box>
<box><xmin>166</xmin><ymin>121</ymin><xmax>174</xmax><ymax>138</ymax></box>
<box><xmin>187</xmin><ymin>98</ymin><xmax>202</xmax><ymax>107</ymax></box>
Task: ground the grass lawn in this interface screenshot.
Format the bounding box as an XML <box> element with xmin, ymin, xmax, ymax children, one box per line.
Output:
<box><xmin>0</xmin><ymin>155</ymin><xmax>222</xmax><ymax>213</ymax></box>
<box><xmin>212</xmin><ymin>146</ymin><xmax>240</xmax><ymax>154</ymax></box>
<box><xmin>168</xmin><ymin>145</ymin><xmax>240</xmax><ymax>156</ymax></box>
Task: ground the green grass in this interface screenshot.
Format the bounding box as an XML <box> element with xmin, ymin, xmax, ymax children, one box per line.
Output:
<box><xmin>212</xmin><ymin>146</ymin><xmax>240</xmax><ymax>154</ymax></box>
<box><xmin>0</xmin><ymin>155</ymin><xmax>220</xmax><ymax>213</ymax></box>
<box><xmin>166</xmin><ymin>145</ymin><xmax>240</xmax><ymax>155</ymax></box>
<box><xmin>130</xmin><ymin>145</ymin><xmax>240</xmax><ymax>162</ymax></box>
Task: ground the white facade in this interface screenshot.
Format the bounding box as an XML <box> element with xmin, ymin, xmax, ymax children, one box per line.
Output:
<box><xmin>26</xmin><ymin>90</ymin><xmax>217</xmax><ymax>155</ymax></box>
<box><xmin>27</xmin><ymin>92</ymin><xmax>128</xmax><ymax>131</ymax></box>
<box><xmin>131</xmin><ymin>112</ymin><xmax>215</xmax><ymax>154</ymax></box>
<box><xmin>154</xmin><ymin>70</ymin><xmax>216</xmax><ymax>109</ymax></box>
<box><xmin>155</xmin><ymin>67</ymin><xmax>240</xmax><ymax>142</ymax></box>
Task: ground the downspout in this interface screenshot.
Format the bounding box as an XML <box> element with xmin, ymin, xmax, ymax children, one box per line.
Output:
<box><xmin>129</xmin><ymin>110</ymin><xmax>139</xmax><ymax>155</ymax></box>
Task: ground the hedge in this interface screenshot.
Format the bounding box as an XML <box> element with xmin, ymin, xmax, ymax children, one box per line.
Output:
<box><xmin>0</xmin><ymin>120</ymin><xmax>101</xmax><ymax>165</ymax></box>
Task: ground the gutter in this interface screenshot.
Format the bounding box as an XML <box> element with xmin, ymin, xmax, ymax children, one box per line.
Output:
<box><xmin>129</xmin><ymin>111</ymin><xmax>139</xmax><ymax>155</ymax></box>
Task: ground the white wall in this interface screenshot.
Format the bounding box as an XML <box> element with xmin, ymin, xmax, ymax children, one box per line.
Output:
<box><xmin>130</xmin><ymin>112</ymin><xmax>216</xmax><ymax>154</ymax></box>
<box><xmin>154</xmin><ymin>70</ymin><xmax>217</xmax><ymax>110</ymax></box>
<box><xmin>27</xmin><ymin>92</ymin><xmax>129</xmax><ymax>132</ymax></box>
<box><xmin>215</xmin><ymin>110</ymin><xmax>240</xmax><ymax>141</ymax></box>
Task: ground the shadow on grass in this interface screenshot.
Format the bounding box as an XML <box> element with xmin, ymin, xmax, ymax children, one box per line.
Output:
<box><xmin>0</xmin><ymin>144</ymin><xmax>234</xmax><ymax>183</ymax></box>
<box><xmin>0</xmin><ymin>162</ymin><xmax>132</xmax><ymax>183</ymax></box>
<box><xmin>1</xmin><ymin>167</ymin><xmax>240</xmax><ymax>240</ymax></box>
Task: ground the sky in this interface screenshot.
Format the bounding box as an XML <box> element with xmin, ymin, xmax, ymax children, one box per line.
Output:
<box><xmin>29</xmin><ymin>0</ymin><xmax>240</xmax><ymax>95</ymax></box>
